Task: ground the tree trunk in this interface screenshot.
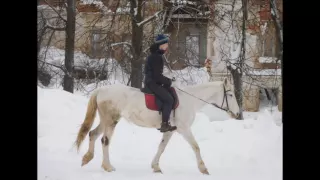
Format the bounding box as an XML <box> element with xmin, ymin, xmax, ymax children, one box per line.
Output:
<box><xmin>38</xmin><ymin>11</ymin><xmax>47</xmax><ymax>57</ymax></box>
<box><xmin>130</xmin><ymin>0</ymin><xmax>143</xmax><ymax>88</ymax></box>
<box><xmin>270</xmin><ymin>0</ymin><xmax>283</xmax><ymax>84</ymax></box>
<box><xmin>37</xmin><ymin>28</ymin><xmax>46</xmax><ymax>57</ymax></box>
<box><xmin>228</xmin><ymin>65</ymin><xmax>244</xmax><ymax>120</ymax></box>
<box><xmin>228</xmin><ymin>0</ymin><xmax>247</xmax><ymax>120</ymax></box>
<box><xmin>63</xmin><ymin>0</ymin><xmax>76</xmax><ymax>93</ymax></box>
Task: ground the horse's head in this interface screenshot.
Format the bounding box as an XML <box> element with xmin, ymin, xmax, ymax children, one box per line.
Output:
<box><xmin>218</xmin><ymin>77</ymin><xmax>240</xmax><ymax>119</ymax></box>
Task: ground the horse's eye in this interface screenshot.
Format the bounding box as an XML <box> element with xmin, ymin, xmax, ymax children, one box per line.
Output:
<box><xmin>228</xmin><ymin>94</ymin><xmax>233</xmax><ymax>97</ymax></box>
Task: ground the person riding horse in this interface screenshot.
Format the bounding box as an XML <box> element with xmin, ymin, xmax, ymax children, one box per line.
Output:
<box><xmin>143</xmin><ymin>34</ymin><xmax>177</xmax><ymax>133</ymax></box>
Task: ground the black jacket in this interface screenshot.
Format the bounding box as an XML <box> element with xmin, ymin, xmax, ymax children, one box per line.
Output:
<box><xmin>144</xmin><ymin>43</ymin><xmax>171</xmax><ymax>86</ymax></box>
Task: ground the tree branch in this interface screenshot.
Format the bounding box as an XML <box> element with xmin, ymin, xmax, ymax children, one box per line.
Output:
<box><xmin>44</xmin><ymin>0</ymin><xmax>67</xmax><ymax>22</ymax></box>
<box><xmin>136</xmin><ymin>10</ymin><xmax>164</xmax><ymax>27</ymax></box>
<box><xmin>111</xmin><ymin>42</ymin><xmax>134</xmax><ymax>58</ymax></box>
<box><xmin>111</xmin><ymin>42</ymin><xmax>132</xmax><ymax>48</ymax></box>
<box><xmin>38</xmin><ymin>59</ymin><xmax>69</xmax><ymax>76</ymax></box>
<box><xmin>46</xmin><ymin>23</ymin><xmax>66</xmax><ymax>31</ymax></box>
<box><xmin>39</xmin><ymin>7</ymin><xmax>66</xmax><ymax>31</ymax></box>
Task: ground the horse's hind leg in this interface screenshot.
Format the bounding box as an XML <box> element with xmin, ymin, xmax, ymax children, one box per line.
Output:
<box><xmin>151</xmin><ymin>131</ymin><xmax>174</xmax><ymax>173</ymax></box>
<box><xmin>101</xmin><ymin>123</ymin><xmax>117</xmax><ymax>172</ymax></box>
<box><xmin>81</xmin><ymin>124</ymin><xmax>103</xmax><ymax>166</ymax></box>
<box><xmin>179</xmin><ymin>129</ymin><xmax>209</xmax><ymax>175</ymax></box>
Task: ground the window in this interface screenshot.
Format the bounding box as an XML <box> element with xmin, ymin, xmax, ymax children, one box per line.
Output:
<box><xmin>257</xmin><ymin>22</ymin><xmax>280</xmax><ymax>69</ymax></box>
<box><xmin>258</xmin><ymin>0</ymin><xmax>271</xmax><ymax>21</ymax></box>
<box><xmin>53</xmin><ymin>0</ymin><xmax>65</xmax><ymax>8</ymax></box>
<box><xmin>176</xmin><ymin>40</ymin><xmax>185</xmax><ymax>55</ymax></box>
<box><xmin>261</xmin><ymin>36</ymin><xmax>276</xmax><ymax>57</ymax></box>
<box><xmin>259</xmin><ymin>25</ymin><xmax>278</xmax><ymax>57</ymax></box>
<box><xmin>173</xmin><ymin>34</ymin><xmax>202</xmax><ymax>66</ymax></box>
<box><xmin>91</xmin><ymin>29</ymin><xmax>108</xmax><ymax>58</ymax></box>
<box><xmin>185</xmin><ymin>35</ymin><xmax>200</xmax><ymax>66</ymax></box>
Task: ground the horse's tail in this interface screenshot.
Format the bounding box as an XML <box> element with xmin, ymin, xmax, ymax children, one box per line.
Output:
<box><xmin>75</xmin><ymin>89</ymin><xmax>99</xmax><ymax>152</ymax></box>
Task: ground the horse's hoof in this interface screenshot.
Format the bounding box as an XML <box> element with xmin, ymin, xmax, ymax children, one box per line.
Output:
<box><xmin>102</xmin><ymin>164</ymin><xmax>116</xmax><ymax>172</ymax></box>
<box><xmin>152</xmin><ymin>164</ymin><xmax>162</xmax><ymax>173</ymax></box>
<box><xmin>201</xmin><ymin>169</ymin><xmax>210</xmax><ymax>175</ymax></box>
<box><xmin>153</xmin><ymin>169</ymin><xmax>162</xmax><ymax>173</ymax></box>
<box><xmin>81</xmin><ymin>152</ymin><xmax>94</xmax><ymax>167</ymax></box>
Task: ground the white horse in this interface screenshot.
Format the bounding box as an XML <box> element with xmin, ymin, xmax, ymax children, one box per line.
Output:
<box><xmin>75</xmin><ymin>77</ymin><xmax>240</xmax><ymax>174</ymax></box>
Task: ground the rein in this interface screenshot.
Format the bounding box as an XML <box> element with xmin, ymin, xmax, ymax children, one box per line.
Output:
<box><xmin>175</xmin><ymin>86</ymin><xmax>231</xmax><ymax>113</ymax></box>
<box><xmin>162</xmin><ymin>55</ymin><xmax>234</xmax><ymax>116</ymax></box>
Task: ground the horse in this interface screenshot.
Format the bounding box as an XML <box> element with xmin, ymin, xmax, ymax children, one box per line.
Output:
<box><xmin>75</xmin><ymin>77</ymin><xmax>240</xmax><ymax>175</ymax></box>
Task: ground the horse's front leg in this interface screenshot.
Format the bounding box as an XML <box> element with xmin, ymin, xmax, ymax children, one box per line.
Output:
<box><xmin>179</xmin><ymin>128</ymin><xmax>209</xmax><ymax>175</ymax></box>
<box><xmin>151</xmin><ymin>131</ymin><xmax>174</xmax><ymax>173</ymax></box>
<box><xmin>101</xmin><ymin>124</ymin><xmax>117</xmax><ymax>172</ymax></box>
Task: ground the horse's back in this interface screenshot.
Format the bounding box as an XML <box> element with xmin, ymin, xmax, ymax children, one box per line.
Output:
<box><xmin>95</xmin><ymin>84</ymin><xmax>143</xmax><ymax>108</ymax></box>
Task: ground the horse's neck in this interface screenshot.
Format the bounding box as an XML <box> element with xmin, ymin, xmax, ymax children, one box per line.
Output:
<box><xmin>182</xmin><ymin>82</ymin><xmax>223</xmax><ymax>111</ymax></box>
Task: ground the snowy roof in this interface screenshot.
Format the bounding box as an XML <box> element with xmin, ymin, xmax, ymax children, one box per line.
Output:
<box><xmin>167</xmin><ymin>0</ymin><xmax>198</xmax><ymax>5</ymax></box>
<box><xmin>258</xmin><ymin>57</ymin><xmax>279</xmax><ymax>64</ymax></box>
<box><xmin>247</xmin><ymin>69</ymin><xmax>281</xmax><ymax>76</ymax></box>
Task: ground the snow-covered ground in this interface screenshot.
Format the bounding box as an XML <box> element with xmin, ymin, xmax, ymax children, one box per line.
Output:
<box><xmin>38</xmin><ymin>85</ymin><xmax>282</xmax><ymax>180</ymax></box>
<box><xmin>38</xmin><ymin>46</ymin><xmax>211</xmax><ymax>91</ymax></box>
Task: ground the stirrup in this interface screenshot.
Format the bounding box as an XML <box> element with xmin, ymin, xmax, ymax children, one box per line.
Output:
<box><xmin>157</xmin><ymin>122</ymin><xmax>177</xmax><ymax>132</ymax></box>
<box><xmin>159</xmin><ymin>126</ymin><xmax>177</xmax><ymax>132</ymax></box>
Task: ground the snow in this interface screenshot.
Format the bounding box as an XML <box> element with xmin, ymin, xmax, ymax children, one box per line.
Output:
<box><xmin>168</xmin><ymin>0</ymin><xmax>197</xmax><ymax>6</ymax></box>
<box><xmin>137</xmin><ymin>10</ymin><xmax>163</xmax><ymax>27</ymax></box>
<box><xmin>38</xmin><ymin>86</ymin><xmax>282</xmax><ymax>180</ymax></box>
<box><xmin>247</xmin><ymin>69</ymin><xmax>281</xmax><ymax>76</ymax></box>
<box><xmin>111</xmin><ymin>42</ymin><xmax>132</xmax><ymax>48</ymax></box>
<box><xmin>38</xmin><ymin>46</ymin><xmax>130</xmax><ymax>89</ymax></box>
<box><xmin>39</xmin><ymin>46</ymin><xmax>107</xmax><ymax>68</ymax></box>
<box><xmin>39</xmin><ymin>46</ymin><xmax>213</xmax><ymax>91</ymax></box>
<box><xmin>134</xmin><ymin>7</ymin><xmax>137</xmax><ymax>16</ymax></box>
<box><xmin>117</xmin><ymin>7</ymin><xmax>130</xmax><ymax>13</ymax></box>
<box><xmin>230</xmin><ymin>43</ymin><xmax>241</xmax><ymax>61</ymax></box>
<box><xmin>37</xmin><ymin>5</ymin><xmax>51</xmax><ymax>10</ymax></box>
<box><xmin>258</xmin><ymin>57</ymin><xmax>278</xmax><ymax>63</ymax></box>
<box><xmin>260</xmin><ymin>22</ymin><xmax>268</xmax><ymax>35</ymax></box>
<box><xmin>162</xmin><ymin>66</ymin><xmax>210</xmax><ymax>86</ymax></box>
<box><xmin>81</xmin><ymin>0</ymin><xmax>104</xmax><ymax>8</ymax></box>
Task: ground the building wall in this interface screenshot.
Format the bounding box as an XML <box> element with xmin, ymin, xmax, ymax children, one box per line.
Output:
<box><xmin>206</xmin><ymin>0</ymin><xmax>281</xmax><ymax>74</ymax></box>
<box><xmin>38</xmin><ymin>3</ymin><xmax>157</xmax><ymax>61</ymax></box>
<box><xmin>167</xmin><ymin>22</ymin><xmax>208</xmax><ymax>70</ymax></box>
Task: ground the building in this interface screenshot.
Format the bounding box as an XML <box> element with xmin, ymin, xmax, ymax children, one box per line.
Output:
<box><xmin>38</xmin><ymin>0</ymin><xmax>282</xmax><ymax>111</ymax></box>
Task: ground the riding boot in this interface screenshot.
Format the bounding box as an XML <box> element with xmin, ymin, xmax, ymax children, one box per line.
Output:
<box><xmin>159</xmin><ymin>121</ymin><xmax>177</xmax><ymax>133</ymax></box>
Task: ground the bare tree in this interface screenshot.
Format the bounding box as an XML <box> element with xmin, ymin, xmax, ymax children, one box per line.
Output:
<box><xmin>129</xmin><ymin>0</ymin><xmax>143</xmax><ymax>88</ymax></box>
<box><xmin>37</xmin><ymin>1</ymin><xmax>122</xmax><ymax>92</ymax></box>
<box><xmin>225</xmin><ymin>0</ymin><xmax>247</xmax><ymax>120</ymax></box>
<box><xmin>37</xmin><ymin>0</ymin><xmax>282</xmax><ymax>113</ymax></box>
<box><xmin>38</xmin><ymin>0</ymin><xmax>165</xmax><ymax>92</ymax></box>
<box><xmin>38</xmin><ymin>1</ymin><xmax>66</xmax><ymax>87</ymax></box>
<box><xmin>203</xmin><ymin>0</ymin><xmax>282</xmax><ymax>116</ymax></box>
<box><xmin>37</xmin><ymin>0</ymin><xmax>76</xmax><ymax>93</ymax></box>
<box><xmin>270</xmin><ymin>0</ymin><xmax>282</xmax><ymax>81</ymax></box>
<box><xmin>64</xmin><ymin>0</ymin><xmax>76</xmax><ymax>93</ymax></box>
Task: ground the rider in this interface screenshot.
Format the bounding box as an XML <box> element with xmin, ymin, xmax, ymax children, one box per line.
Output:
<box><xmin>144</xmin><ymin>34</ymin><xmax>177</xmax><ymax>133</ymax></box>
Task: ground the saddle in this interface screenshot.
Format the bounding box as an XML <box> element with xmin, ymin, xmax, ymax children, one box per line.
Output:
<box><xmin>140</xmin><ymin>86</ymin><xmax>179</xmax><ymax>114</ymax></box>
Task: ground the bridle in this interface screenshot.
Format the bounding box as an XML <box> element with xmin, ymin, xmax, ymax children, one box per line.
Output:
<box><xmin>175</xmin><ymin>84</ymin><xmax>238</xmax><ymax>118</ymax></box>
<box><xmin>162</xmin><ymin>55</ymin><xmax>238</xmax><ymax>118</ymax></box>
<box><xmin>213</xmin><ymin>85</ymin><xmax>231</xmax><ymax>111</ymax></box>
